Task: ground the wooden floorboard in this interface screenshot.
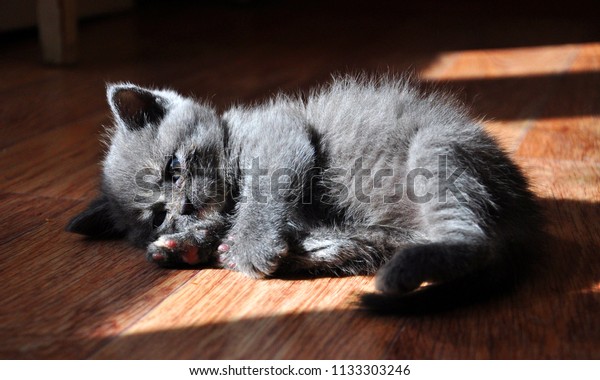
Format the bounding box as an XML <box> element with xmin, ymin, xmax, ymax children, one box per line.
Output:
<box><xmin>0</xmin><ymin>1</ymin><xmax>598</xmax><ymax>359</ymax></box>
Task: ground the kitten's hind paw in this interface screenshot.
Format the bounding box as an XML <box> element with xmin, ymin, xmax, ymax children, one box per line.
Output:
<box><xmin>147</xmin><ymin>235</ymin><xmax>203</xmax><ymax>266</ymax></box>
<box><xmin>375</xmin><ymin>246</ymin><xmax>428</xmax><ymax>295</ymax></box>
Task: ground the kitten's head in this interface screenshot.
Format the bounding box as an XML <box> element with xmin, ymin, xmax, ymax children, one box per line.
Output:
<box><xmin>67</xmin><ymin>84</ymin><xmax>226</xmax><ymax>246</ymax></box>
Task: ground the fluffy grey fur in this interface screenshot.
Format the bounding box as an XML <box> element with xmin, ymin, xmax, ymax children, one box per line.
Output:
<box><xmin>67</xmin><ymin>75</ymin><xmax>539</xmax><ymax>300</ymax></box>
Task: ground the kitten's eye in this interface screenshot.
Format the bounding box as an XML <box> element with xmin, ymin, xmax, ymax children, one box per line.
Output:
<box><xmin>152</xmin><ymin>210</ymin><xmax>167</xmax><ymax>228</ymax></box>
<box><xmin>166</xmin><ymin>156</ymin><xmax>182</xmax><ymax>181</ymax></box>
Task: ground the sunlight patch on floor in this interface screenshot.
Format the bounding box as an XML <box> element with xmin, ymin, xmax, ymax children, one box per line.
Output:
<box><xmin>483</xmin><ymin>120</ymin><xmax>530</xmax><ymax>152</ymax></box>
<box><xmin>99</xmin><ymin>273</ymin><xmax>377</xmax><ymax>338</ymax></box>
<box><xmin>580</xmin><ymin>282</ymin><xmax>600</xmax><ymax>294</ymax></box>
<box><xmin>420</xmin><ymin>43</ymin><xmax>600</xmax><ymax>80</ymax></box>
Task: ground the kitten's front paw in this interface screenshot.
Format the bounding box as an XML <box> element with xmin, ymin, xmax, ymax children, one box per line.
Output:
<box><xmin>217</xmin><ymin>235</ymin><xmax>288</xmax><ymax>278</ymax></box>
<box><xmin>147</xmin><ymin>235</ymin><xmax>204</xmax><ymax>266</ymax></box>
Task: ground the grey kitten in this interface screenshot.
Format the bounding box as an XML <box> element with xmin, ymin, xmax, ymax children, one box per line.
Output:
<box><xmin>67</xmin><ymin>75</ymin><xmax>540</xmax><ymax>305</ymax></box>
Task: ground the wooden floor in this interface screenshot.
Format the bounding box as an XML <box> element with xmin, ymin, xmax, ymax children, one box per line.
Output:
<box><xmin>1</xmin><ymin>1</ymin><xmax>599</xmax><ymax>359</ymax></box>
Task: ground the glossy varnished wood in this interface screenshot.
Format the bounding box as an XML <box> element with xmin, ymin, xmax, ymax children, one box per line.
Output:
<box><xmin>0</xmin><ymin>1</ymin><xmax>598</xmax><ymax>359</ymax></box>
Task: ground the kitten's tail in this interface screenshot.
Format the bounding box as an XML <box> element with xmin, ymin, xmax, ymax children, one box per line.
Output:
<box><xmin>360</xmin><ymin>233</ymin><xmax>542</xmax><ymax>315</ymax></box>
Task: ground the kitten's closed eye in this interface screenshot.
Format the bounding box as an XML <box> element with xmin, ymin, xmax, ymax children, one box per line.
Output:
<box><xmin>166</xmin><ymin>156</ymin><xmax>182</xmax><ymax>182</ymax></box>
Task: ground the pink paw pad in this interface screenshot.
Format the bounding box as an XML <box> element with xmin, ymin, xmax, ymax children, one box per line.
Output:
<box><xmin>164</xmin><ymin>239</ymin><xmax>178</xmax><ymax>249</ymax></box>
<box><xmin>151</xmin><ymin>252</ymin><xmax>166</xmax><ymax>262</ymax></box>
<box><xmin>181</xmin><ymin>246</ymin><xmax>200</xmax><ymax>265</ymax></box>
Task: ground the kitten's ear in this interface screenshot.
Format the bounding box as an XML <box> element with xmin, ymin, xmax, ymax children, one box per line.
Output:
<box><xmin>107</xmin><ymin>84</ymin><xmax>167</xmax><ymax>131</ymax></box>
<box><xmin>66</xmin><ymin>195</ymin><xmax>125</xmax><ymax>239</ymax></box>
